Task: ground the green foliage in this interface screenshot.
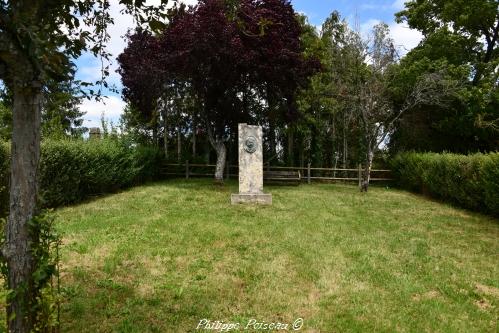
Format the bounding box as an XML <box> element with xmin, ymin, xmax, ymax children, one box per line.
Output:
<box><xmin>0</xmin><ymin>139</ymin><xmax>163</xmax><ymax>209</ymax></box>
<box><xmin>0</xmin><ymin>141</ymin><xmax>9</xmax><ymax>218</ymax></box>
<box><xmin>0</xmin><ymin>210</ymin><xmax>62</xmax><ymax>332</ymax></box>
<box><xmin>391</xmin><ymin>0</ymin><xmax>499</xmax><ymax>153</ymax></box>
<box><xmin>42</xmin><ymin>80</ymin><xmax>87</xmax><ymax>139</ymax></box>
<box><xmin>29</xmin><ymin>211</ymin><xmax>62</xmax><ymax>332</ymax></box>
<box><xmin>295</xmin><ymin>11</ymin><xmax>366</xmax><ymax>168</ymax></box>
<box><xmin>0</xmin><ymin>102</ymin><xmax>12</xmax><ymax>141</ymax></box>
<box><xmin>396</xmin><ymin>0</ymin><xmax>498</xmax><ymax>42</ymax></box>
<box><xmin>38</xmin><ymin>139</ymin><xmax>163</xmax><ymax>207</ymax></box>
<box><xmin>2</xmin><ymin>80</ymin><xmax>87</xmax><ymax>141</ymax></box>
<box><xmin>392</xmin><ymin>152</ymin><xmax>499</xmax><ymax>215</ymax></box>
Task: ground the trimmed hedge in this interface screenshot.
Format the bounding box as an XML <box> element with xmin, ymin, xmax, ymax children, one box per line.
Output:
<box><xmin>391</xmin><ymin>152</ymin><xmax>499</xmax><ymax>216</ymax></box>
<box><xmin>0</xmin><ymin>139</ymin><xmax>163</xmax><ymax>212</ymax></box>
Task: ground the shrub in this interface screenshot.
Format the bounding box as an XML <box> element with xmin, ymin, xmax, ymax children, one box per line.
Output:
<box><xmin>0</xmin><ymin>139</ymin><xmax>163</xmax><ymax>210</ymax></box>
<box><xmin>391</xmin><ymin>152</ymin><xmax>499</xmax><ymax>216</ymax></box>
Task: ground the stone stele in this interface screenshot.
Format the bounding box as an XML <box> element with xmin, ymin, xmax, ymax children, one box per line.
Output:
<box><xmin>231</xmin><ymin>124</ymin><xmax>272</xmax><ymax>205</ymax></box>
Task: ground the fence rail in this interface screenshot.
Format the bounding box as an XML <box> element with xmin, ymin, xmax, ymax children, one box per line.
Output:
<box><xmin>161</xmin><ymin>161</ymin><xmax>393</xmax><ymax>183</ymax></box>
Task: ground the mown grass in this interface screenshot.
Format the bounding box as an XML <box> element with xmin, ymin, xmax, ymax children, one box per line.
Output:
<box><xmin>40</xmin><ymin>180</ymin><xmax>499</xmax><ymax>331</ymax></box>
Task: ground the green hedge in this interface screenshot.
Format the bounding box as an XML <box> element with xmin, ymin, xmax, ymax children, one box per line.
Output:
<box><xmin>0</xmin><ymin>139</ymin><xmax>163</xmax><ymax>212</ymax></box>
<box><xmin>391</xmin><ymin>152</ymin><xmax>499</xmax><ymax>216</ymax></box>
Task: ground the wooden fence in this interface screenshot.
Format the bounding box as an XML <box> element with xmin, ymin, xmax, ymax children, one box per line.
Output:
<box><xmin>161</xmin><ymin>162</ymin><xmax>393</xmax><ymax>184</ymax></box>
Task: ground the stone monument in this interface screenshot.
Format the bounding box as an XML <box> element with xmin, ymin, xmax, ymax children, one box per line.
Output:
<box><xmin>231</xmin><ymin>124</ymin><xmax>272</xmax><ymax>205</ymax></box>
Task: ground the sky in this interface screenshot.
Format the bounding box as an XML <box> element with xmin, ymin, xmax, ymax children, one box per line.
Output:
<box><xmin>77</xmin><ymin>0</ymin><xmax>423</xmax><ymax>129</ymax></box>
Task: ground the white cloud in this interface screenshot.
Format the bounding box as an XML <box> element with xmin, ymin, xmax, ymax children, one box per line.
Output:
<box><xmin>78</xmin><ymin>0</ymin><xmax>197</xmax><ymax>127</ymax></box>
<box><xmin>80</xmin><ymin>95</ymin><xmax>126</xmax><ymax>128</ymax></box>
<box><xmin>390</xmin><ymin>21</ymin><xmax>423</xmax><ymax>55</ymax></box>
<box><xmin>78</xmin><ymin>62</ymin><xmax>103</xmax><ymax>82</ymax></box>
<box><xmin>103</xmin><ymin>0</ymin><xmax>197</xmax><ymax>60</ymax></box>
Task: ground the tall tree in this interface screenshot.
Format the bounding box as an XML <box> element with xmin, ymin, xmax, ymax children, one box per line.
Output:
<box><xmin>321</xmin><ymin>11</ymin><xmax>361</xmax><ymax>169</ymax></box>
<box><xmin>162</xmin><ymin>0</ymin><xmax>317</xmax><ymax>181</ymax></box>
<box><xmin>42</xmin><ymin>80</ymin><xmax>86</xmax><ymax>138</ymax></box>
<box><xmin>295</xmin><ymin>14</ymin><xmax>332</xmax><ymax>167</ymax></box>
<box><xmin>162</xmin><ymin>0</ymin><xmax>248</xmax><ymax>181</ymax></box>
<box><xmin>396</xmin><ymin>0</ymin><xmax>498</xmax><ymax>85</ymax></box>
<box><xmin>392</xmin><ymin>0</ymin><xmax>499</xmax><ymax>152</ymax></box>
<box><xmin>358</xmin><ymin>23</ymin><xmax>459</xmax><ymax>191</ymax></box>
<box><xmin>118</xmin><ymin>28</ymin><xmax>164</xmax><ymax>146</ymax></box>
<box><xmin>0</xmin><ymin>1</ymin><xmax>166</xmax><ymax>331</ymax></box>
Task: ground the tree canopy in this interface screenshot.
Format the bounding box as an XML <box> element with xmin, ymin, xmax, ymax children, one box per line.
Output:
<box><xmin>391</xmin><ymin>0</ymin><xmax>499</xmax><ymax>152</ymax></box>
<box><xmin>118</xmin><ymin>0</ymin><xmax>320</xmax><ymax>180</ymax></box>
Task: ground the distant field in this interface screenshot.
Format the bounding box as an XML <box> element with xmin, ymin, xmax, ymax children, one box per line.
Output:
<box><xmin>22</xmin><ymin>180</ymin><xmax>499</xmax><ymax>332</ymax></box>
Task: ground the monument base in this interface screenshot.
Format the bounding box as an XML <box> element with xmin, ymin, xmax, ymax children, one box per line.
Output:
<box><xmin>231</xmin><ymin>193</ymin><xmax>272</xmax><ymax>205</ymax></box>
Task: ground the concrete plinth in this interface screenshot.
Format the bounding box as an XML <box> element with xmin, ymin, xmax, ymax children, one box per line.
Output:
<box><xmin>231</xmin><ymin>193</ymin><xmax>272</xmax><ymax>205</ymax></box>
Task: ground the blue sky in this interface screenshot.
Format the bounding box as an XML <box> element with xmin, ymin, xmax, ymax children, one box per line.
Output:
<box><xmin>77</xmin><ymin>0</ymin><xmax>422</xmax><ymax>129</ymax></box>
<box><xmin>293</xmin><ymin>0</ymin><xmax>403</xmax><ymax>26</ymax></box>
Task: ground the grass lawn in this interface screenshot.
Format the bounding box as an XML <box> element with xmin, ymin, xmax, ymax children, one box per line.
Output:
<box><xmin>29</xmin><ymin>180</ymin><xmax>499</xmax><ymax>331</ymax></box>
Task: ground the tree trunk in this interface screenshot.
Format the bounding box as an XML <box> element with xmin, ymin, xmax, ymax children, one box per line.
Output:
<box><xmin>299</xmin><ymin>136</ymin><xmax>305</xmax><ymax>169</ymax></box>
<box><xmin>192</xmin><ymin>124</ymin><xmax>197</xmax><ymax>158</ymax></box>
<box><xmin>4</xmin><ymin>84</ymin><xmax>42</xmax><ymax>333</ymax></box>
<box><xmin>331</xmin><ymin>112</ymin><xmax>336</xmax><ymax>168</ymax></box>
<box><xmin>269</xmin><ymin>122</ymin><xmax>276</xmax><ymax>159</ymax></box>
<box><xmin>177</xmin><ymin>127</ymin><xmax>182</xmax><ymax>162</ymax></box>
<box><xmin>342</xmin><ymin>124</ymin><xmax>348</xmax><ymax>178</ymax></box>
<box><xmin>287</xmin><ymin>127</ymin><xmax>294</xmax><ymax>166</ymax></box>
<box><xmin>213</xmin><ymin>141</ymin><xmax>226</xmax><ymax>182</ymax></box>
<box><xmin>342</xmin><ymin>120</ymin><xmax>348</xmax><ymax>170</ymax></box>
<box><xmin>361</xmin><ymin>148</ymin><xmax>374</xmax><ymax>192</ymax></box>
<box><xmin>333</xmin><ymin>152</ymin><xmax>339</xmax><ymax>178</ymax></box>
<box><xmin>206</xmin><ymin>125</ymin><xmax>226</xmax><ymax>182</ymax></box>
<box><xmin>152</xmin><ymin>125</ymin><xmax>158</xmax><ymax>147</ymax></box>
<box><xmin>162</xmin><ymin>109</ymin><xmax>168</xmax><ymax>159</ymax></box>
<box><xmin>204</xmin><ymin>140</ymin><xmax>210</xmax><ymax>164</ymax></box>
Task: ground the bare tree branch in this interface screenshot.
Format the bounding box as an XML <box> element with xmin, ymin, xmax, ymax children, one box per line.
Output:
<box><xmin>375</xmin><ymin>71</ymin><xmax>460</xmax><ymax>147</ymax></box>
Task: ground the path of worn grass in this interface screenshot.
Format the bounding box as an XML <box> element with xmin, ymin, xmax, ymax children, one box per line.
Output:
<box><xmin>54</xmin><ymin>180</ymin><xmax>498</xmax><ymax>332</ymax></box>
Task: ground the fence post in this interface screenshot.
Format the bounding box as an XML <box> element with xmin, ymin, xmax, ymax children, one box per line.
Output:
<box><xmin>226</xmin><ymin>162</ymin><xmax>230</xmax><ymax>180</ymax></box>
<box><xmin>185</xmin><ymin>160</ymin><xmax>189</xmax><ymax>179</ymax></box>
<box><xmin>307</xmin><ymin>163</ymin><xmax>311</xmax><ymax>184</ymax></box>
<box><xmin>358</xmin><ymin>164</ymin><xmax>361</xmax><ymax>188</ymax></box>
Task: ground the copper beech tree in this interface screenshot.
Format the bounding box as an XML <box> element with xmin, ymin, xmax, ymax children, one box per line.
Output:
<box><xmin>118</xmin><ymin>0</ymin><xmax>319</xmax><ymax>181</ymax></box>
<box><xmin>117</xmin><ymin>29</ymin><xmax>164</xmax><ymax>145</ymax></box>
